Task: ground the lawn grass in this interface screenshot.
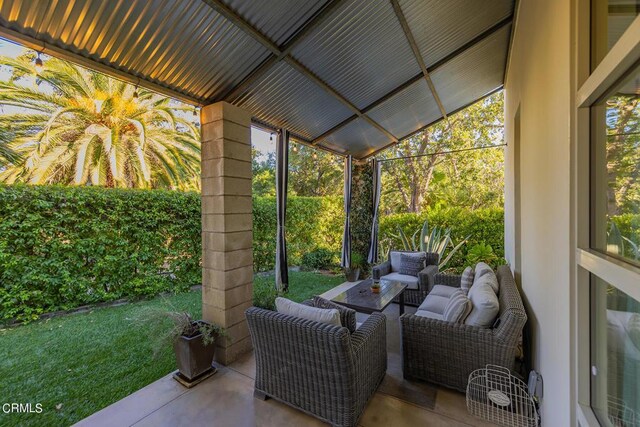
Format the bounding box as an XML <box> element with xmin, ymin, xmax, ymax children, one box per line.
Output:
<box><xmin>0</xmin><ymin>271</ymin><xmax>344</xmax><ymax>427</ymax></box>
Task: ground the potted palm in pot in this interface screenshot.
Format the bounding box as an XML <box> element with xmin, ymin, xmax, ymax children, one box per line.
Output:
<box><xmin>143</xmin><ymin>309</ymin><xmax>227</xmax><ymax>387</ymax></box>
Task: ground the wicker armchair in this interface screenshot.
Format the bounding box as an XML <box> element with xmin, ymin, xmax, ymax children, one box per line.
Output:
<box><xmin>400</xmin><ymin>265</ymin><xmax>527</xmax><ymax>392</ymax></box>
<box><xmin>246</xmin><ymin>297</ymin><xmax>387</xmax><ymax>427</ymax></box>
<box><xmin>372</xmin><ymin>251</ymin><xmax>439</xmax><ymax>306</ymax></box>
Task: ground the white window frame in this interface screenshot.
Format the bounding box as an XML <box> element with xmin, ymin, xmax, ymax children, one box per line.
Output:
<box><xmin>574</xmin><ymin>4</ymin><xmax>640</xmax><ymax>425</ymax></box>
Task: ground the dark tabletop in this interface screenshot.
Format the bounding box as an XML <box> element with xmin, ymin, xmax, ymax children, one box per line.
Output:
<box><xmin>330</xmin><ymin>278</ymin><xmax>407</xmax><ymax>314</ymax></box>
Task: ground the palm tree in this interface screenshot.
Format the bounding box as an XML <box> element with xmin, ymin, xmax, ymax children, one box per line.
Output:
<box><xmin>0</xmin><ymin>53</ymin><xmax>201</xmax><ymax>190</ymax></box>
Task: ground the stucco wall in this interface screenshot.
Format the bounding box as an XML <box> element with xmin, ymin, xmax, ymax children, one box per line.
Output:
<box><xmin>504</xmin><ymin>0</ymin><xmax>573</xmax><ymax>425</ymax></box>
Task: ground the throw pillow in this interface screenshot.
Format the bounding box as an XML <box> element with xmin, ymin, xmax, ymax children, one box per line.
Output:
<box><xmin>474</xmin><ymin>271</ymin><xmax>499</xmax><ymax>294</ymax></box>
<box><xmin>443</xmin><ymin>289</ymin><xmax>473</xmax><ymax>323</ymax></box>
<box><xmin>475</xmin><ymin>262</ymin><xmax>493</xmax><ymax>280</ymax></box>
<box><xmin>465</xmin><ymin>282</ymin><xmax>500</xmax><ymax>328</ymax></box>
<box><xmin>460</xmin><ymin>266</ymin><xmax>474</xmax><ymax>294</ymax></box>
<box><xmin>275</xmin><ymin>297</ymin><xmax>342</xmax><ymax>327</ymax></box>
<box><xmin>398</xmin><ymin>253</ymin><xmax>426</xmax><ymax>277</ymax></box>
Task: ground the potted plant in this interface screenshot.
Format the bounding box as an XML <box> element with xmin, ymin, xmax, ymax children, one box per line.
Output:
<box><xmin>370</xmin><ymin>281</ymin><xmax>381</xmax><ymax>294</ymax></box>
<box><xmin>345</xmin><ymin>252</ymin><xmax>365</xmax><ymax>282</ymax></box>
<box><xmin>143</xmin><ymin>309</ymin><xmax>226</xmax><ymax>385</ymax></box>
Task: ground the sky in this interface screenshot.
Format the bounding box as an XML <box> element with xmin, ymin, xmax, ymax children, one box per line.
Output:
<box><xmin>0</xmin><ymin>37</ymin><xmax>275</xmax><ymax>160</ymax></box>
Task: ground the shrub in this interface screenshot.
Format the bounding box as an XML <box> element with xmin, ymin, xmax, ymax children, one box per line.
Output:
<box><xmin>300</xmin><ymin>248</ymin><xmax>337</xmax><ymax>271</ymax></box>
<box><xmin>379</xmin><ymin>207</ymin><xmax>505</xmax><ymax>272</ymax></box>
<box><xmin>0</xmin><ymin>185</ymin><xmax>201</xmax><ymax>322</ymax></box>
<box><xmin>252</xmin><ymin>196</ymin><xmax>343</xmax><ymax>271</ymax></box>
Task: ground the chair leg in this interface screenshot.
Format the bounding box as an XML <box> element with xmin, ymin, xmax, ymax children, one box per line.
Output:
<box><xmin>254</xmin><ymin>389</ymin><xmax>269</xmax><ymax>401</ymax></box>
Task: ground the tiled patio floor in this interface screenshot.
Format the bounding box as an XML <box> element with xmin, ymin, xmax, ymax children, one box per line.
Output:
<box><xmin>75</xmin><ymin>285</ymin><xmax>498</xmax><ymax>427</ymax></box>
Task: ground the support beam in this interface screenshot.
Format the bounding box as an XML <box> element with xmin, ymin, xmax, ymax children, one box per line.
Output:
<box><xmin>201</xmin><ymin>101</ymin><xmax>254</xmax><ymax>365</ymax></box>
<box><xmin>312</xmin><ymin>15</ymin><xmax>513</xmax><ymax>145</ymax></box>
<box><xmin>201</xmin><ymin>0</ymin><xmax>398</xmax><ymax>143</ymax></box>
<box><xmin>390</xmin><ymin>0</ymin><xmax>448</xmax><ymax>120</ymax></box>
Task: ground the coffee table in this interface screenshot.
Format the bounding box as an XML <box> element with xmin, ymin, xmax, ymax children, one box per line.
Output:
<box><xmin>330</xmin><ymin>278</ymin><xmax>408</xmax><ymax>315</ymax></box>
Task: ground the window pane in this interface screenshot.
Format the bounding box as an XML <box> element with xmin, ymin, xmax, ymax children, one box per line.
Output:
<box><xmin>591</xmin><ymin>275</ymin><xmax>640</xmax><ymax>426</ymax></box>
<box><xmin>591</xmin><ymin>65</ymin><xmax>640</xmax><ymax>266</ymax></box>
<box><xmin>592</xmin><ymin>0</ymin><xmax>640</xmax><ymax>70</ymax></box>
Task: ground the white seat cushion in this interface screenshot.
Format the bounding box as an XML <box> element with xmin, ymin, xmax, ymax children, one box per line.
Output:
<box><xmin>430</xmin><ymin>285</ymin><xmax>459</xmax><ymax>298</ymax></box>
<box><xmin>414</xmin><ymin>310</ymin><xmax>444</xmax><ymax>320</ymax></box>
<box><xmin>418</xmin><ymin>294</ymin><xmax>449</xmax><ymax>315</ymax></box>
<box><xmin>275</xmin><ymin>297</ymin><xmax>341</xmax><ymax>327</ymax></box>
<box><xmin>464</xmin><ymin>282</ymin><xmax>499</xmax><ymax>328</ymax></box>
<box><xmin>381</xmin><ymin>272</ymin><xmax>419</xmax><ymax>290</ymax></box>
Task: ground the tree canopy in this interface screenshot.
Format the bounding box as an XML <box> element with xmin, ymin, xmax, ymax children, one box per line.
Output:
<box><xmin>0</xmin><ymin>53</ymin><xmax>200</xmax><ymax>190</ymax></box>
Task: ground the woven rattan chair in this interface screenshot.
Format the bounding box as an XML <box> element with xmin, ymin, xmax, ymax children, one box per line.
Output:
<box><xmin>246</xmin><ymin>297</ymin><xmax>387</xmax><ymax>427</ymax></box>
<box><xmin>372</xmin><ymin>250</ymin><xmax>439</xmax><ymax>306</ymax></box>
<box><xmin>400</xmin><ymin>265</ymin><xmax>527</xmax><ymax>392</ymax></box>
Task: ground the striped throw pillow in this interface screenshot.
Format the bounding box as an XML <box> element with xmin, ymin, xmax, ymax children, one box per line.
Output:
<box><xmin>443</xmin><ymin>289</ymin><xmax>473</xmax><ymax>323</ymax></box>
<box><xmin>460</xmin><ymin>266</ymin><xmax>474</xmax><ymax>294</ymax></box>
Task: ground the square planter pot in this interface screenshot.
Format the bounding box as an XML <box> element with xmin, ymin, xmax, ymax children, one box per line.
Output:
<box><xmin>173</xmin><ymin>320</ymin><xmax>216</xmax><ymax>381</ymax></box>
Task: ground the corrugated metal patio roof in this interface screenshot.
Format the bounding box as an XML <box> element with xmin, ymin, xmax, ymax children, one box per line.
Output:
<box><xmin>0</xmin><ymin>0</ymin><xmax>514</xmax><ymax>158</ymax></box>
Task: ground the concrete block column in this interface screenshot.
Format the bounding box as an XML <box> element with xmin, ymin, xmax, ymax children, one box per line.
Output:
<box><xmin>200</xmin><ymin>101</ymin><xmax>253</xmax><ymax>365</ymax></box>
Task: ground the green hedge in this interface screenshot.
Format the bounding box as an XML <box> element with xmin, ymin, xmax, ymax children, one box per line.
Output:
<box><xmin>1</xmin><ymin>185</ymin><xmax>511</xmax><ymax>322</ymax></box>
<box><xmin>0</xmin><ymin>185</ymin><xmax>201</xmax><ymax>322</ymax></box>
<box><xmin>253</xmin><ymin>196</ymin><xmax>343</xmax><ymax>271</ymax></box>
<box><xmin>379</xmin><ymin>207</ymin><xmax>505</xmax><ymax>271</ymax></box>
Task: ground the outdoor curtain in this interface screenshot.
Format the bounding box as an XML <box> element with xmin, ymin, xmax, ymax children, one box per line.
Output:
<box><xmin>275</xmin><ymin>129</ymin><xmax>289</xmax><ymax>292</ymax></box>
<box><xmin>341</xmin><ymin>155</ymin><xmax>352</xmax><ymax>268</ymax></box>
<box><xmin>367</xmin><ymin>159</ymin><xmax>381</xmax><ymax>263</ymax></box>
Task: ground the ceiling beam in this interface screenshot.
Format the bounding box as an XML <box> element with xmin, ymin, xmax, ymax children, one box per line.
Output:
<box><xmin>389</xmin><ymin>0</ymin><xmax>448</xmax><ymax>120</ymax></box>
<box><xmin>201</xmin><ymin>0</ymin><xmax>397</xmax><ymax>144</ymax></box>
<box><xmin>312</xmin><ymin>14</ymin><xmax>513</xmax><ymax>144</ymax></box>
<box><xmin>219</xmin><ymin>0</ymin><xmax>347</xmax><ymax>102</ymax></box>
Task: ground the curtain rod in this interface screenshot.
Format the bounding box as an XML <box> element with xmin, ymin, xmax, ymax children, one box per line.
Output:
<box><xmin>377</xmin><ymin>143</ymin><xmax>507</xmax><ymax>162</ymax></box>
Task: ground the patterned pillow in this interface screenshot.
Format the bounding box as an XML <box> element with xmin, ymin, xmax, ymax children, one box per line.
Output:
<box><xmin>460</xmin><ymin>266</ymin><xmax>474</xmax><ymax>294</ymax></box>
<box><xmin>399</xmin><ymin>253</ymin><xmax>426</xmax><ymax>277</ymax></box>
<box><xmin>444</xmin><ymin>289</ymin><xmax>473</xmax><ymax>323</ymax></box>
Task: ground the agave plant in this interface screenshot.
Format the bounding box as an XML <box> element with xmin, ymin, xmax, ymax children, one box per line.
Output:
<box><xmin>0</xmin><ymin>52</ymin><xmax>200</xmax><ymax>190</ymax></box>
<box><xmin>393</xmin><ymin>219</ymin><xmax>468</xmax><ymax>270</ymax></box>
<box><xmin>607</xmin><ymin>221</ymin><xmax>640</xmax><ymax>260</ymax></box>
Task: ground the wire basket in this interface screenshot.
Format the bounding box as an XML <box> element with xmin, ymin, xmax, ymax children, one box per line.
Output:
<box><xmin>466</xmin><ymin>365</ymin><xmax>539</xmax><ymax>427</ymax></box>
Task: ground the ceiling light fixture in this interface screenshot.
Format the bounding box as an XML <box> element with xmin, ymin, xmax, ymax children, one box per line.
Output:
<box><xmin>34</xmin><ymin>52</ymin><xmax>44</xmax><ymax>73</ymax></box>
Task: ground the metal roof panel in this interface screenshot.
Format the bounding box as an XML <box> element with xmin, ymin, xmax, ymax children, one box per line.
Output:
<box><xmin>0</xmin><ymin>0</ymin><xmax>271</xmax><ymax>102</ymax></box>
<box><xmin>431</xmin><ymin>24</ymin><xmax>511</xmax><ymax>114</ymax></box>
<box><xmin>400</xmin><ymin>0</ymin><xmax>513</xmax><ymax>67</ymax></box>
<box><xmin>320</xmin><ymin>117</ymin><xmax>391</xmax><ymax>158</ymax></box>
<box><xmin>230</xmin><ymin>61</ymin><xmax>354</xmax><ymax>140</ymax></box>
<box><xmin>367</xmin><ymin>79</ymin><xmax>442</xmax><ymax>139</ymax></box>
<box><xmin>291</xmin><ymin>0</ymin><xmax>420</xmax><ymax>110</ymax></box>
<box><xmin>220</xmin><ymin>0</ymin><xmax>330</xmax><ymax>46</ymax></box>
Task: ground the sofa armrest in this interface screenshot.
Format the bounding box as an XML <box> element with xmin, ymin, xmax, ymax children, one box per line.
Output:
<box><xmin>418</xmin><ymin>264</ymin><xmax>439</xmax><ymax>293</ymax></box>
<box><xmin>434</xmin><ymin>273</ymin><xmax>462</xmax><ymax>288</ymax></box>
<box><xmin>372</xmin><ymin>260</ymin><xmax>391</xmax><ymax>280</ymax></box>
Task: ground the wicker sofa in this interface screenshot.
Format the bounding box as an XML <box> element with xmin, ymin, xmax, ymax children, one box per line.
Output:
<box><xmin>372</xmin><ymin>250</ymin><xmax>439</xmax><ymax>306</ymax></box>
<box><xmin>400</xmin><ymin>265</ymin><xmax>527</xmax><ymax>392</ymax></box>
<box><xmin>246</xmin><ymin>297</ymin><xmax>387</xmax><ymax>427</ymax></box>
